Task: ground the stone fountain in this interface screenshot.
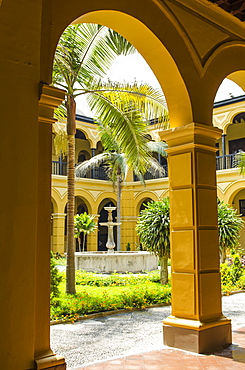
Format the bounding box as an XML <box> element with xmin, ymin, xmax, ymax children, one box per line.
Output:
<box><xmin>99</xmin><ymin>205</ymin><xmax>121</xmax><ymax>253</ymax></box>
<box><xmin>74</xmin><ymin>205</ymin><xmax>158</xmax><ymax>273</ymax></box>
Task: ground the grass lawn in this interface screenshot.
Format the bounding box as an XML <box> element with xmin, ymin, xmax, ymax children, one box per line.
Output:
<box><xmin>51</xmin><ymin>254</ymin><xmax>245</xmax><ymax>323</ymax></box>
<box><xmin>51</xmin><ymin>270</ymin><xmax>171</xmax><ymax>322</ymax></box>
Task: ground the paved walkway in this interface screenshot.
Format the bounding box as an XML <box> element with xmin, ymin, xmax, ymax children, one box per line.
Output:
<box><xmin>51</xmin><ymin>292</ymin><xmax>245</xmax><ymax>369</ymax></box>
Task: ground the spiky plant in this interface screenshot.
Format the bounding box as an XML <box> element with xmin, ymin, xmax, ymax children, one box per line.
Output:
<box><xmin>136</xmin><ymin>198</ymin><xmax>170</xmax><ymax>284</ymax></box>
<box><xmin>218</xmin><ymin>199</ymin><xmax>244</xmax><ymax>263</ymax></box>
<box><xmin>74</xmin><ymin>213</ymin><xmax>97</xmax><ymax>252</ymax></box>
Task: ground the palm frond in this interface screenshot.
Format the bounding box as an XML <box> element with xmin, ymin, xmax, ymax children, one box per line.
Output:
<box><xmin>54</xmin><ymin>103</ymin><xmax>67</xmax><ymax>121</ymax></box>
<box><xmin>53</xmin><ymin>129</ymin><xmax>68</xmax><ymax>158</ymax></box>
<box><xmin>53</xmin><ymin>24</ymin><xmax>137</xmax><ymax>92</ymax></box>
<box><xmin>88</xmin><ymin>95</ymin><xmax>151</xmax><ymax>174</ymax></box>
<box><xmin>107</xmin><ymin>153</ymin><xmax>128</xmax><ymax>183</ymax></box>
<box><xmin>146</xmin><ymin>141</ymin><xmax>168</xmax><ymax>157</ymax></box>
<box><xmin>97</xmin><ymin>122</ymin><xmax>121</xmax><ymax>152</ymax></box>
<box><xmin>85</xmin><ymin>79</ymin><xmax>168</xmax><ymax>123</ymax></box>
<box><xmin>146</xmin><ymin>157</ymin><xmax>165</xmax><ymax>177</ymax></box>
<box><xmin>104</xmin><ymin>29</ymin><xmax>136</xmax><ymax>56</ymax></box>
<box><xmin>75</xmin><ymin>153</ymin><xmax>113</xmax><ymax>177</ymax></box>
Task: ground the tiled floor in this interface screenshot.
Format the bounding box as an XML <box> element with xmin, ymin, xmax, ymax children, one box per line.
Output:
<box><xmin>75</xmin><ymin>327</ymin><xmax>245</xmax><ymax>369</ymax></box>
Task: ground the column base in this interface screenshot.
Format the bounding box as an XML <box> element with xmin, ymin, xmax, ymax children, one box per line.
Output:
<box><xmin>163</xmin><ymin>316</ymin><xmax>232</xmax><ymax>353</ymax></box>
<box><xmin>35</xmin><ymin>354</ymin><xmax>66</xmax><ymax>370</ymax></box>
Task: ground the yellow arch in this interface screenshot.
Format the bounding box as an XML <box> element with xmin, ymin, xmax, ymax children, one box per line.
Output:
<box><xmin>96</xmin><ymin>193</ymin><xmax>117</xmax><ymax>213</ymax></box>
<box><xmin>75</xmin><ymin>195</ymin><xmax>93</xmax><ymax>214</ymax></box>
<box><xmin>51</xmin><ymin>196</ymin><xmax>58</xmax><ymax>214</ymax></box>
<box><xmin>135</xmin><ymin>193</ymin><xmax>157</xmax><ymax>215</ymax></box>
<box><xmin>224</xmin><ymin>179</ymin><xmax>245</xmax><ymax>204</ymax></box>
<box><xmin>75</xmin><ymin>189</ymin><xmax>95</xmax><ymax>214</ymax></box>
<box><xmin>51</xmin><ymin>188</ymin><xmax>67</xmax><ymax>213</ymax></box>
<box><xmin>204</xmin><ymin>42</ymin><xmax>245</xmax><ymax>106</ymax></box>
<box><xmin>224</xmin><ymin>109</ymin><xmax>245</xmax><ymax>134</ymax></box>
<box><xmin>42</xmin><ymin>4</ymin><xmax>193</xmax><ymax>127</ymax></box>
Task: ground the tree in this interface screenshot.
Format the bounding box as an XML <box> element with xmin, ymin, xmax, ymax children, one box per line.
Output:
<box><xmin>136</xmin><ymin>198</ymin><xmax>170</xmax><ymax>284</ymax></box>
<box><xmin>75</xmin><ymin>122</ymin><xmax>168</xmax><ymax>251</ymax></box>
<box><xmin>136</xmin><ymin>197</ymin><xmax>244</xmax><ymax>283</ymax></box>
<box><xmin>52</xmin><ymin>23</ymin><xmax>139</xmax><ymax>294</ymax></box>
<box><xmin>74</xmin><ymin>213</ymin><xmax>97</xmax><ymax>252</ymax></box>
<box><xmin>217</xmin><ymin>199</ymin><xmax>244</xmax><ymax>263</ymax></box>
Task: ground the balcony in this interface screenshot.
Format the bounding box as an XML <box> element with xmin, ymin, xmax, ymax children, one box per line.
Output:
<box><xmin>216</xmin><ymin>153</ymin><xmax>237</xmax><ymax>170</ymax></box>
<box><xmin>133</xmin><ymin>164</ymin><xmax>168</xmax><ymax>181</ymax></box>
<box><xmin>52</xmin><ymin>160</ymin><xmax>67</xmax><ymax>176</ymax></box>
<box><xmin>52</xmin><ymin>154</ymin><xmax>238</xmax><ymax>179</ymax></box>
<box><xmin>52</xmin><ymin>160</ymin><xmax>109</xmax><ymax>180</ymax></box>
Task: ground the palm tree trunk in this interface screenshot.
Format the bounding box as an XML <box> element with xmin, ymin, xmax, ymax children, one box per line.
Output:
<box><xmin>159</xmin><ymin>255</ymin><xmax>168</xmax><ymax>285</ymax></box>
<box><xmin>117</xmin><ymin>176</ymin><xmax>122</xmax><ymax>251</ymax></box>
<box><xmin>82</xmin><ymin>233</ymin><xmax>86</xmax><ymax>252</ymax></box>
<box><xmin>66</xmin><ymin>95</ymin><xmax>76</xmax><ymax>294</ymax></box>
<box><xmin>220</xmin><ymin>248</ymin><xmax>226</xmax><ymax>264</ymax></box>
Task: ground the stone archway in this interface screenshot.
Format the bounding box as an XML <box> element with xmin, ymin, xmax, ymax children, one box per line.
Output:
<box><xmin>3</xmin><ymin>1</ymin><xmax>245</xmax><ymax>368</ymax></box>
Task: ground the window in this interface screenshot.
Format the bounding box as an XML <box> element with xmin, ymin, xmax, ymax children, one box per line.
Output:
<box><xmin>239</xmin><ymin>199</ymin><xmax>245</xmax><ymax>216</ymax></box>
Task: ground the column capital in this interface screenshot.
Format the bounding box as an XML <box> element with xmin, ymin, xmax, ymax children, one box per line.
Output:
<box><xmin>159</xmin><ymin>122</ymin><xmax>222</xmax><ymax>152</ymax></box>
<box><xmin>51</xmin><ymin>213</ymin><xmax>67</xmax><ymax>219</ymax></box>
<box><xmin>38</xmin><ymin>84</ymin><xmax>66</xmax><ymax>125</ymax></box>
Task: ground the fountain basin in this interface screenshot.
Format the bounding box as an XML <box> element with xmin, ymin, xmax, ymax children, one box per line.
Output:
<box><xmin>74</xmin><ymin>251</ymin><xmax>158</xmax><ymax>273</ymax></box>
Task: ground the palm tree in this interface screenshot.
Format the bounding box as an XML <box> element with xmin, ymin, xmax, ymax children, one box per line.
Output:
<box><xmin>53</xmin><ymin>23</ymin><xmax>137</xmax><ymax>294</ymax></box>
<box><xmin>74</xmin><ymin>213</ymin><xmax>97</xmax><ymax>252</ymax></box>
<box><xmin>75</xmin><ymin>122</ymin><xmax>168</xmax><ymax>251</ymax></box>
<box><xmin>53</xmin><ymin>23</ymin><xmax>168</xmax><ymax>293</ymax></box>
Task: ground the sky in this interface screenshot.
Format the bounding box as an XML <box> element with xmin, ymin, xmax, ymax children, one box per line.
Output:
<box><xmin>76</xmin><ymin>53</ymin><xmax>245</xmax><ymax>117</ymax></box>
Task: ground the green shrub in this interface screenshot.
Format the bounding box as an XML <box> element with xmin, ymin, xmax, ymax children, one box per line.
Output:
<box><xmin>218</xmin><ymin>200</ymin><xmax>244</xmax><ymax>263</ymax></box>
<box><xmin>75</xmin><ymin>270</ymin><xmax>160</xmax><ymax>286</ymax></box>
<box><xmin>220</xmin><ymin>254</ymin><xmax>245</xmax><ymax>294</ymax></box>
<box><xmin>50</xmin><ymin>282</ymin><xmax>171</xmax><ymax>321</ymax></box>
<box><xmin>136</xmin><ymin>198</ymin><xmax>170</xmax><ymax>285</ymax></box>
<box><xmin>50</xmin><ymin>252</ymin><xmax>63</xmax><ymax>301</ymax></box>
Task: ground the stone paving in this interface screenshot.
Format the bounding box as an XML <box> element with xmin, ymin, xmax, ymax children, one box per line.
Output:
<box><xmin>51</xmin><ymin>292</ymin><xmax>245</xmax><ymax>370</ymax></box>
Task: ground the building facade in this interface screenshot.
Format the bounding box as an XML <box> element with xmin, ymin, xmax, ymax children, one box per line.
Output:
<box><xmin>51</xmin><ymin>96</ymin><xmax>245</xmax><ymax>254</ymax></box>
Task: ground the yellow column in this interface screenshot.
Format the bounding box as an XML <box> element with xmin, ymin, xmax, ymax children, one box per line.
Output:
<box><xmin>34</xmin><ymin>85</ymin><xmax>66</xmax><ymax>369</ymax></box>
<box><xmin>160</xmin><ymin>123</ymin><xmax>231</xmax><ymax>353</ymax></box>
<box><xmin>121</xmin><ymin>189</ymin><xmax>136</xmax><ymax>250</ymax></box>
<box><xmin>52</xmin><ymin>213</ymin><xmax>66</xmax><ymax>254</ymax></box>
<box><xmin>87</xmin><ymin>214</ymin><xmax>99</xmax><ymax>251</ymax></box>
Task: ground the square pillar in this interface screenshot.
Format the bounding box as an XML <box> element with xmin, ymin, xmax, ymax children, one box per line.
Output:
<box><xmin>35</xmin><ymin>85</ymin><xmax>66</xmax><ymax>369</ymax></box>
<box><xmin>87</xmin><ymin>214</ymin><xmax>99</xmax><ymax>251</ymax></box>
<box><xmin>51</xmin><ymin>213</ymin><xmax>66</xmax><ymax>254</ymax></box>
<box><xmin>160</xmin><ymin>123</ymin><xmax>231</xmax><ymax>353</ymax></box>
<box><xmin>121</xmin><ymin>190</ymin><xmax>136</xmax><ymax>250</ymax></box>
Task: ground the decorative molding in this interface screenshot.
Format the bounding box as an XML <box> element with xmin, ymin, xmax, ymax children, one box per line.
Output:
<box><xmin>38</xmin><ymin>84</ymin><xmax>65</xmax><ymax>125</ymax></box>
